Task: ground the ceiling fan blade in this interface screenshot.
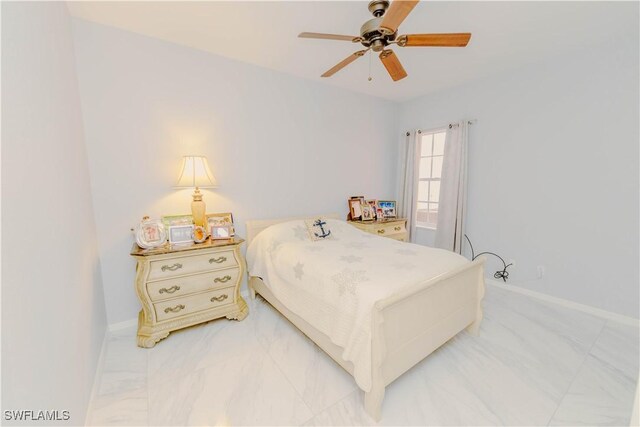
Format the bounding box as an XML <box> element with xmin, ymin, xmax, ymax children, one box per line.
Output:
<box><xmin>399</xmin><ymin>33</ymin><xmax>472</xmax><ymax>47</ymax></box>
<box><xmin>321</xmin><ymin>50</ymin><xmax>368</xmax><ymax>77</ymax></box>
<box><xmin>380</xmin><ymin>0</ymin><xmax>419</xmax><ymax>33</ymax></box>
<box><xmin>299</xmin><ymin>32</ymin><xmax>359</xmax><ymax>42</ymax></box>
<box><xmin>379</xmin><ymin>49</ymin><xmax>407</xmax><ymax>81</ymax></box>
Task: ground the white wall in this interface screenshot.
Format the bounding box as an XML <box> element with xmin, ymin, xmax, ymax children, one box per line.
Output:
<box><xmin>399</xmin><ymin>35</ymin><xmax>639</xmax><ymax>318</ymax></box>
<box><xmin>1</xmin><ymin>3</ymin><xmax>107</xmax><ymax>424</ymax></box>
<box><xmin>71</xmin><ymin>19</ymin><xmax>399</xmax><ymax>325</ymax></box>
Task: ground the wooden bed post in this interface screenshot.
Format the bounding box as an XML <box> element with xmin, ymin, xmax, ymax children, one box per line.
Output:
<box><xmin>364</xmin><ymin>383</ymin><xmax>385</xmax><ymax>422</ymax></box>
<box><xmin>364</xmin><ymin>304</ymin><xmax>385</xmax><ymax>421</ymax></box>
<box><xmin>466</xmin><ymin>262</ymin><xmax>485</xmax><ymax>336</ymax></box>
<box><xmin>248</xmin><ymin>276</ymin><xmax>257</xmax><ymax>300</ymax></box>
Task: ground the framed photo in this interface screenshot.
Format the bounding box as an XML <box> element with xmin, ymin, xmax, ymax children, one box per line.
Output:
<box><xmin>378</xmin><ymin>200</ymin><xmax>397</xmax><ymax>218</ymax></box>
<box><xmin>348</xmin><ymin>198</ymin><xmax>363</xmax><ymax>220</ymax></box>
<box><xmin>365</xmin><ymin>199</ymin><xmax>378</xmax><ymax>219</ymax></box>
<box><xmin>206</xmin><ymin>212</ymin><xmax>233</xmax><ymax>225</ymax></box>
<box><xmin>361</xmin><ymin>205</ymin><xmax>374</xmax><ymax>221</ymax></box>
<box><xmin>162</xmin><ymin>214</ymin><xmax>193</xmax><ymax>229</ymax></box>
<box><xmin>350</xmin><ymin>196</ymin><xmax>365</xmax><ymax>207</ymax></box>
<box><xmin>206</xmin><ymin>212</ymin><xmax>235</xmax><ymax>236</ymax></box>
<box><xmin>168</xmin><ymin>224</ymin><xmax>194</xmax><ymax>245</ymax></box>
<box><xmin>211</xmin><ymin>224</ymin><xmax>233</xmax><ymax>240</ymax></box>
<box><xmin>135</xmin><ymin>218</ymin><xmax>167</xmax><ymax>249</ymax></box>
<box><xmin>192</xmin><ymin>225</ymin><xmax>208</xmax><ymax>243</ymax></box>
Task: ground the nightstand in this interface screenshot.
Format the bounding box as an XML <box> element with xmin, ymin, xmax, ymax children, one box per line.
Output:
<box><xmin>348</xmin><ymin>218</ymin><xmax>408</xmax><ymax>241</ymax></box>
<box><xmin>130</xmin><ymin>237</ymin><xmax>248</xmax><ymax>348</ymax></box>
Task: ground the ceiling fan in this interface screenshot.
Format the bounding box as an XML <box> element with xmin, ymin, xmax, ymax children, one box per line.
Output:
<box><xmin>298</xmin><ymin>0</ymin><xmax>471</xmax><ymax>82</ymax></box>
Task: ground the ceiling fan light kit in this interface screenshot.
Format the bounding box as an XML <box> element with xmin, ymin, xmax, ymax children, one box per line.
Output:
<box><xmin>298</xmin><ymin>0</ymin><xmax>471</xmax><ymax>82</ymax></box>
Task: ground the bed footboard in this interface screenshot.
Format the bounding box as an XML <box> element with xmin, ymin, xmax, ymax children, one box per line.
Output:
<box><xmin>247</xmin><ymin>255</ymin><xmax>485</xmax><ymax>422</ymax></box>
<box><xmin>365</xmin><ymin>257</ymin><xmax>485</xmax><ymax>420</ymax></box>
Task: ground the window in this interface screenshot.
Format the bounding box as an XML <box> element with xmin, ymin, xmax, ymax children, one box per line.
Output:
<box><xmin>416</xmin><ymin>130</ymin><xmax>446</xmax><ymax>229</ymax></box>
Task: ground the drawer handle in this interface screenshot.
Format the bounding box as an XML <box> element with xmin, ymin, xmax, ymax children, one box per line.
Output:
<box><xmin>164</xmin><ymin>304</ymin><xmax>185</xmax><ymax>314</ymax></box>
<box><xmin>211</xmin><ymin>294</ymin><xmax>228</xmax><ymax>303</ymax></box>
<box><xmin>394</xmin><ymin>226</ymin><xmax>402</xmax><ymax>231</ymax></box>
<box><xmin>377</xmin><ymin>229</ymin><xmax>385</xmax><ymax>234</ymax></box>
<box><xmin>214</xmin><ymin>275</ymin><xmax>232</xmax><ymax>283</ymax></box>
<box><xmin>161</xmin><ymin>263</ymin><xmax>182</xmax><ymax>272</ymax></box>
<box><xmin>159</xmin><ymin>285</ymin><xmax>181</xmax><ymax>294</ymax></box>
<box><xmin>209</xmin><ymin>256</ymin><xmax>227</xmax><ymax>264</ymax></box>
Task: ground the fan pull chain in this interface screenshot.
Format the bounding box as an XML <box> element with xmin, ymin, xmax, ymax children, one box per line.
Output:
<box><xmin>368</xmin><ymin>50</ymin><xmax>372</xmax><ymax>82</ymax></box>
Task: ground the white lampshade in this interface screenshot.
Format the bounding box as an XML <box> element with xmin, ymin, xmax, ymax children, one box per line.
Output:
<box><xmin>174</xmin><ymin>155</ymin><xmax>218</xmax><ymax>189</ymax></box>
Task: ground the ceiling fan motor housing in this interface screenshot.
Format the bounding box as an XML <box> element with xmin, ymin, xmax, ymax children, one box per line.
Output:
<box><xmin>360</xmin><ymin>17</ymin><xmax>397</xmax><ymax>51</ymax></box>
<box><xmin>367</xmin><ymin>0</ymin><xmax>389</xmax><ymax>17</ymax></box>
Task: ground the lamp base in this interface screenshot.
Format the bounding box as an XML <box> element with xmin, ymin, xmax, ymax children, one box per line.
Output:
<box><xmin>191</xmin><ymin>188</ymin><xmax>206</xmax><ymax>227</ymax></box>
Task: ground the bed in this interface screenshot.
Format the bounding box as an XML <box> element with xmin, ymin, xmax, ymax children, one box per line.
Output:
<box><xmin>245</xmin><ymin>214</ymin><xmax>485</xmax><ymax>421</ymax></box>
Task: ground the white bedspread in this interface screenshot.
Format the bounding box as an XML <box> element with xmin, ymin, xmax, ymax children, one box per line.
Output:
<box><xmin>246</xmin><ymin>219</ymin><xmax>468</xmax><ymax>392</ymax></box>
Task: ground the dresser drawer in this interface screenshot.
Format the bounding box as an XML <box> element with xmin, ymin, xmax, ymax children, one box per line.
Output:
<box><xmin>148</xmin><ymin>250</ymin><xmax>237</xmax><ymax>280</ymax></box>
<box><xmin>373</xmin><ymin>222</ymin><xmax>406</xmax><ymax>237</ymax></box>
<box><xmin>154</xmin><ymin>286</ymin><xmax>235</xmax><ymax>322</ymax></box>
<box><xmin>146</xmin><ymin>268</ymin><xmax>240</xmax><ymax>302</ymax></box>
<box><xmin>389</xmin><ymin>234</ymin><xmax>408</xmax><ymax>242</ymax></box>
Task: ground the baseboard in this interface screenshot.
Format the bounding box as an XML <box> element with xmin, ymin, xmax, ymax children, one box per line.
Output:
<box><xmin>108</xmin><ymin>317</ymin><xmax>137</xmax><ymax>332</ymax></box>
<box><xmin>631</xmin><ymin>381</ymin><xmax>639</xmax><ymax>427</ymax></box>
<box><xmin>107</xmin><ymin>290</ymin><xmax>252</xmax><ymax>332</ymax></box>
<box><xmin>85</xmin><ymin>329</ymin><xmax>109</xmax><ymax>426</ymax></box>
<box><xmin>486</xmin><ymin>279</ymin><xmax>640</xmax><ymax>327</ymax></box>
<box><xmin>109</xmin><ymin>317</ymin><xmax>138</xmax><ymax>332</ymax></box>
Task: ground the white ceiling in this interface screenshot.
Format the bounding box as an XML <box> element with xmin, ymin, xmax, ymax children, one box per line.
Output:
<box><xmin>67</xmin><ymin>1</ymin><xmax>638</xmax><ymax>102</ymax></box>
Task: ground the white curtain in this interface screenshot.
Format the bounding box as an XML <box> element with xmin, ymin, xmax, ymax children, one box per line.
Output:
<box><xmin>434</xmin><ymin>121</ymin><xmax>468</xmax><ymax>253</ymax></box>
<box><xmin>397</xmin><ymin>130</ymin><xmax>420</xmax><ymax>242</ymax></box>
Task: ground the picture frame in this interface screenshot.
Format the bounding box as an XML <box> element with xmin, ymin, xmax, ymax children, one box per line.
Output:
<box><xmin>378</xmin><ymin>200</ymin><xmax>397</xmax><ymax>218</ymax></box>
<box><xmin>161</xmin><ymin>214</ymin><xmax>193</xmax><ymax>229</ymax></box>
<box><xmin>192</xmin><ymin>225</ymin><xmax>208</xmax><ymax>244</ymax></box>
<box><xmin>361</xmin><ymin>205</ymin><xmax>374</xmax><ymax>221</ymax></box>
<box><xmin>365</xmin><ymin>199</ymin><xmax>378</xmax><ymax>219</ymax></box>
<box><xmin>135</xmin><ymin>218</ymin><xmax>167</xmax><ymax>249</ymax></box>
<box><xmin>210</xmin><ymin>224</ymin><xmax>233</xmax><ymax>240</ymax></box>
<box><xmin>206</xmin><ymin>212</ymin><xmax>235</xmax><ymax>236</ymax></box>
<box><xmin>348</xmin><ymin>198</ymin><xmax>363</xmax><ymax>220</ymax></box>
<box><xmin>206</xmin><ymin>212</ymin><xmax>233</xmax><ymax>225</ymax></box>
<box><xmin>168</xmin><ymin>224</ymin><xmax>194</xmax><ymax>245</ymax></box>
<box><xmin>350</xmin><ymin>196</ymin><xmax>366</xmax><ymax>207</ymax></box>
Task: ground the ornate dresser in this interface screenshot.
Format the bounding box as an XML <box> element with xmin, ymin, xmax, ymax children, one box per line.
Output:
<box><xmin>130</xmin><ymin>237</ymin><xmax>248</xmax><ymax>347</ymax></box>
<box><xmin>348</xmin><ymin>218</ymin><xmax>408</xmax><ymax>241</ymax></box>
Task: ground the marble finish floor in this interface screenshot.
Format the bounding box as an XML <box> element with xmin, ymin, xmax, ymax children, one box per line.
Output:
<box><xmin>87</xmin><ymin>285</ymin><xmax>639</xmax><ymax>426</ymax></box>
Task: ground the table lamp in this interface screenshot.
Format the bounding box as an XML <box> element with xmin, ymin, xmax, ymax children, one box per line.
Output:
<box><xmin>175</xmin><ymin>155</ymin><xmax>217</xmax><ymax>227</ymax></box>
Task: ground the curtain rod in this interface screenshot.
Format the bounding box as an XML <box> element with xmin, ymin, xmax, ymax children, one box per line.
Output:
<box><xmin>449</xmin><ymin>119</ymin><xmax>477</xmax><ymax>129</ymax></box>
<box><xmin>407</xmin><ymin>119</ymin><xmax>477</xmax><ymax>135</ymax></box>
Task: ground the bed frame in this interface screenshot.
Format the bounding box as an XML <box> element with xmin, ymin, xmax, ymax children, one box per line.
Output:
<box><xmin>246</xmin><ymin>214</ymin><xmax>485</xmax><ymax>421</ymax></box>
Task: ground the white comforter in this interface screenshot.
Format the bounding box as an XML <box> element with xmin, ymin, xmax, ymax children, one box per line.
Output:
<box><xmin>246</xmin><ymin>219</ymin><xmax>468</xmax><ymax>392</ymax></box>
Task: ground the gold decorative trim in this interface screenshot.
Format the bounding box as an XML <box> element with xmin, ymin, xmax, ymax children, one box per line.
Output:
<box><xmin>159</xmin><ymin>285</ymin><xmax>180</xmax><ymax>294</ymax></box>
<box><xmin>164</xmin><ymin>304</ymin><xmax>185</xmax><ymax>314</ymax></box>
<box><xmin>161</xmin><ymin>263</ymin><xmax>183</xmax><ymax>272</ymax></box>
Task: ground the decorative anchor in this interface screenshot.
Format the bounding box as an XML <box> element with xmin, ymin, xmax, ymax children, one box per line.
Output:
<box><xmin>313</xmin><ymin>219</ymin><xmax>331</xmax><ymax>239</ymax></box>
